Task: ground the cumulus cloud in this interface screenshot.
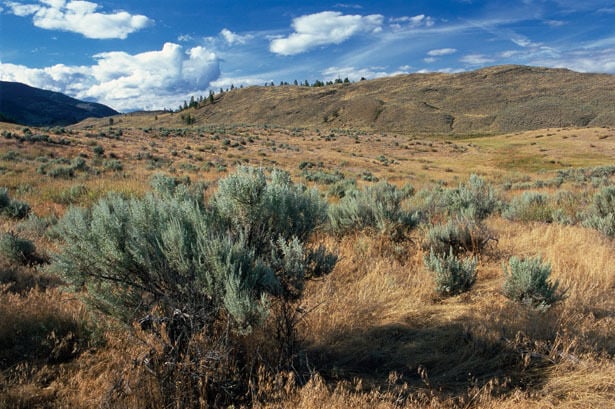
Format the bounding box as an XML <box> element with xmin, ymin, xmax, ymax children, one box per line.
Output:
<box><xmin>427</xmin><ymin>48</ymin><xmax>457</xmax><ymax>56</ymax></box>
<box><xmin>5</xmin><ymin>0</ymin><xmax>152</xmax><ymax>39</ymax></box>
<box><xmin>270</xmin><ymin>11</ymin><xmax>383</xmax><ymax>56</ymax></box>
<box><xmin>0</xmin><ymin>43</ymin><xmax>220</xmax><ymax>111</ymax></box>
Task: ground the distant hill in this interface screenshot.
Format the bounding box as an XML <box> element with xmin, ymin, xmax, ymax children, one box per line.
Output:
<box><xmin>177</xmin><ymin>65</ymin><xmax>614</xmax><ymax>135</ymax></box>
<box><xmin>0</xmin><ymin>81</ymin><xmax>118</xmax><ymax>127</ymax></box>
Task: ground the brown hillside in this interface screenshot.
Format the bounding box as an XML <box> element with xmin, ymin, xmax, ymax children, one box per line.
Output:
<box><xmin>182</xmin><ymin>65</ymin><xmax>614</xmax><ymax>135</ymax></box>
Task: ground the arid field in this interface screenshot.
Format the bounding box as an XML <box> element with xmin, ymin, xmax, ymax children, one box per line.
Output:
<box><xmin>0</xmin><ymin>119</ymin><xmax>614</xmax><ymax>408</ymax></box>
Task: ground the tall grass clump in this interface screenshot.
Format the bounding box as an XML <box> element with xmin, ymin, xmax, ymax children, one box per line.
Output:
<box><xmin>328</xmin><ymin>181</ymin><xmax>418</xmax><ymax>237</ymax></box>
<box><xmin>502</xmin><ymin>256</ymin><xmax>565</xmax><ymax>310</ymax></box>
<box><xmin>582</xmin><ymin>186</ymin><xmax>615</xmax><ymax>237</ymax></box>
<box><xmin>52</xmin><ymin>166</ymin><xmax>335</xmax><ymax>407</ymax></box>
<box><xmin>424</xmin><ymin>248</ymin><xmax>477</xmax><ymax>296</ymax></box>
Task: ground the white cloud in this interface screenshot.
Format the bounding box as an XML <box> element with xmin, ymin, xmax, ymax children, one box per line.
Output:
<box><xmin>211</xmin><ymin>75</ymin><xmax>267</xmax><ymax>90</ymax></box>
<box><xmin>460</xmin><ymin>54</ymin><xmax>495</xmax><ymax>65</ymax></box>
<box><xmin>269</xmin><ymin>11</ymin><xmax>383</xmax><ymax>56</ymax></box>
<box><xmin>423</xmin><ymin>57</ymin><xmax>437</xmax><ymax>63</ymax></box>
<box><xmin>544</xmin><ymin>19</ymin><xmax>566</xmax><ymax>27</ymax></box>
<box><xmin>416</xmin><ymin>67</ymin><xmax>465</xmax><ymax>74</ymax></box>
<box><xmin>427</xmin><ymin>48</ymin><xmax>457</xmax><ymax>56</ymax></box>
<box><xmin>390</xmin><ymin>14</ymin><xmax>435</xmax><ymax>28</ymax></box>
<box><xmin>220</xmin><ymin>28</ymin><xmax>253</xmax><ymax>45</ymax></box>
<box><xmin>5</xmin><ymin>0</ymin><xmax>152</xmax><ymax>39</ymax></box>
<box><xmin>500</xmin><ymin>50</ymin><xmax>520</xmax><ymax>58</ymax></box>
<box><xmin>532</xmin><ymin>48</ymin><xmax>615</xmax><ymax>73</ymax></box>
<box><xmin>389</xmin><ymin>14</ymin><xmax>435</xmax><ymax>31</ymax></box>
<box><xmin>177</xmin><ymin>34</ymin><xmax>194</xmax><ymax>42</ymax></box>
<box><xmin>0</xmin><ymin>43</ymin><xmax>220</xmax><ymax>111</ymax></box>
<box><xmin>321</xmin><ymin>65</ymin><xmax>408</xmax><ymax>82</ymax></box>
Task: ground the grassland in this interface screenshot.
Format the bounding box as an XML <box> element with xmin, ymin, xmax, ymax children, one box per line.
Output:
<box><xmin>0</xmin><ymin>121</ymin><xmax>614</xmax><ymax>408</ymax></box>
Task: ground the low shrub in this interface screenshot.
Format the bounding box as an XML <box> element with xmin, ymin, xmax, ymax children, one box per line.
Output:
<box><xmin>328</xmin><ymin>181</ymin><xmax>419</xmax><ymax>237</ymax></box>
<box><xmin>0</xmin><ymin>187</ymin><xmax>30</xmax><ymax>219</ymax></box>
<box><xmin>424</xmin><ymin>248</ymin><xmax>477</xmax><ymax>296</ymax></box>
<box><xmin>103</xmin><ymin>159</ymin><xmax>123</xmax><ymax>171</ymax></box>
<box><xmin>16</xmin><ymin>213</ymin><xmax>58</xmax><ymax>238</ymax></box>
<box><xmin>582</xmin><ymin>186</ymin><xmax>615</xmax><ymax>237</ymax></box>
<box><xmin>502</xmin><ymin>191</ymin><xmax>553</xmax><ymax>223</ymax></box>
<box><xmin>327</xmin><ymin>178</ymin><xmax>357</xmax><ymax>198</ymax></box>
<box><xmin>423</xmin><ymin>216</ymin><xmax>496</xmax><ymax>256</ymax></box>
<box><xmin>302</xmin><ymin>169</ymin><xmax>345</xmax><ymax>185</ymax></box>
<box><xmin>0</xmin><ymin>232</ymin><xmax>37</xmax><ymax>265</ymax></box>
<box><xmin>441</xmin><ymin>174</ymin><xmax>499</xmax><ymax>220</ymax></box>
<box><xmin>51</xmin><ymin>184</ymin><xmax>89</xmax><ymax>205</ymax></box>
<box><xmin>502</xmin><ymin>256</ymin><xmax>565</xmax><ymax>310</ymax></box>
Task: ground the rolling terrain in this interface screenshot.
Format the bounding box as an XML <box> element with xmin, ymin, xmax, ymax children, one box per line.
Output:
<box><xmin>133</xmin><ymin>65</ymin><xmax>615</xmax><ymax>135</ymax></box>
<box><xmin>0</xmin><ymin>65</ymin><xmax>614</xmax><ymax>408</ymax></box>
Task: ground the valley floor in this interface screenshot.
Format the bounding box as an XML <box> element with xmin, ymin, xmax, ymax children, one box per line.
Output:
<box><xmin>0</xmin><ymin>123</ymin><xmax>613</xmax><ymax>408</ymax></box>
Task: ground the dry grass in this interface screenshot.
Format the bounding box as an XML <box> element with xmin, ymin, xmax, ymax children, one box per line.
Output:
<box><xmin>77</xmin><ymin>65</ymin><xmax>615</xmax><ymax>136</ymax></box>
<box><xmin>0</xmin><ymin>122</ymin><xmax>613</xmax><ymax>408</ymax></box>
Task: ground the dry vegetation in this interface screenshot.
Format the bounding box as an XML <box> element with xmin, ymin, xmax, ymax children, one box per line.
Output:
<box><xmin>96</xmin><ymin>65</ymin><xmax>615</xmax><ymax>135</ymax></box>
<box><xmin>0</xmin><ymin>119</ymin><xmax>614</xmax><ymax>408</ymax></box>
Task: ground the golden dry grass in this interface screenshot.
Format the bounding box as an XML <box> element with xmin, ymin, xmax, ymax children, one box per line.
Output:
<box><xmin>0</xmin><ymin>122</ymin><xmax>613</xmax><ymax>408</ymax></box>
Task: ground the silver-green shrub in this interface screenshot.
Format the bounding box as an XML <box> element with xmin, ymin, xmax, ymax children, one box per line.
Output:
<box><xmin>424</xmin><ymin>248</ymin><xmax>477</xmax><ymax>296</ymax></box>
<box><xmin>53</xmin><ymin>166</ymin><xmax>333</xmax><ymax>328</ymax></box>
<box><xmin>502</xmin><ymin>191</ymin><xmax>553</xmax><ymax>223</ymax></box>
<box><xmin>52</xmin><ymin>166</ymin><xmax>336</xmax><ymax>405</ymax></box>
<box><xmin>328</xmin><ymin>181</ymin><xmax>419</xmax><ymax>236</ymax></box>
<box><xmin>582</xmin><ymin>186</ymin><xmax>615</xmax><ymax>237</ymax></box>
<box><xmin>502</xmin><ymin>256</ymin><xmax>565</xmax><ymax>309</ymax></box>
<box><xmin>212</xmin><ymin>167</ymin><xmax>327</xmax><ymax>254</ymax></box>
<box><xmin>0</xmin><ymin>232</ymin><xmax>36</xmax><ymax>265</ymax></box>
<box><xmin>0</xmin><ymin>187</ymin><xmax>30</xmax><ymax>219</ymax></box>
<box><xmin>440</xmin><ymin>174</ymin><xmax>499</xmax><ymax>220</ymax></box>
<box><xmin>423</xmin><ymin>216</ymin><xmax>495</xmax><ymax>256</ymax></box>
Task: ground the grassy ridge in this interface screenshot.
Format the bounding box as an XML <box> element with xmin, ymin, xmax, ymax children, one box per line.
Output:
<box><xmin>79</xmin><ymin>65</ymin><xmax>615</xmax><ymax>136</ymax></box>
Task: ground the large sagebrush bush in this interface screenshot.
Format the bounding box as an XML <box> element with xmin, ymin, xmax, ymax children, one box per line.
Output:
<box><xmin>502</xmin><ymin>256</ymin><xmax>565</xmax><ymax>310</ymax></box>
<box><xmin>424</xmin><ymin>248</ymin><xmax>477</xmax><ymax>296</ymax></box>
<box><xmin>582</xmin><ymin>186</ymin><xmax>615</xmax><ymax>237</ymax></box>
<box><xmin>328</xmin><ymin>180</ymin><xmax>418</xmax><ymax>237</ymax></box>
<box><xmin>54</xmin><ymin>167</ymin><xmax>330</xmax><ymax>328</ymax></box>
<box><xmin>52</xmin><ymin>167</ymin><xmax>335</xmax><ymax>406</ymax></box>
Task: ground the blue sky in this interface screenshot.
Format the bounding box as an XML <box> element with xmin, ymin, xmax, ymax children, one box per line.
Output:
<box><xmin>1</xmin><ymin>0</ymin><xmax>613</xmax><ymax>111</ymax></box>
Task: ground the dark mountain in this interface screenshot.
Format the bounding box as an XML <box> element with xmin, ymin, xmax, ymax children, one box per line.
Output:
<box><xmin>0</xmin><ymin>81</ymin><xmax>118</xmax><ymax>127</ymax></box>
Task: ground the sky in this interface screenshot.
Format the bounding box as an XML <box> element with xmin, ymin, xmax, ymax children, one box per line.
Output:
<box><xmin>0</xmin><ymin>0</ymin><xmax>613</xmax><ymax>112</ymax></box>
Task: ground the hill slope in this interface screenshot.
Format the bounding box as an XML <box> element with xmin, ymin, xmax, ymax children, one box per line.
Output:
<box><xmin>188</xmin><ymin>65</ymin><xmax>614</xmax><ymax>134</ymax></box>
<box><xmin>0</xmin><ymin>81</ymin><xmax>118</xmax><ymax>127</ymax></box>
